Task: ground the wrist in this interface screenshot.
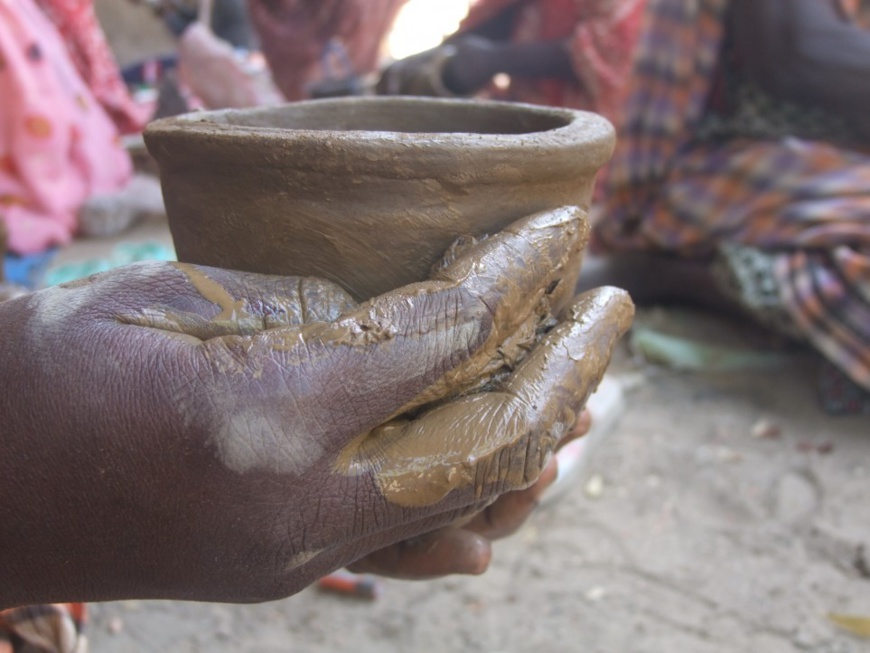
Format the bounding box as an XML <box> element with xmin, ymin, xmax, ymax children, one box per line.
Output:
<box><xmin>441</xmin><ymin>45</ymin><xmax>498</xmax><ymax>96</ymax></box>
<box><xmin>407</xmin><ymin>45</ymin><xmax>463</xmax><ymax>97</ymax></box>
<box><xmin>0</xmin><ymin>294</ymin><xmax>183</xmax><ymax>607</ymax></box>
<box><xmin>489</xmin><ymin>39</ymin><xmax>575</xmax><ymax>80</ymax></box>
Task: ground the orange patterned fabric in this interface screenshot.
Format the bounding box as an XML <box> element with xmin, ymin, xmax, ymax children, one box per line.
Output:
<box><xmin>0</xmin><ymin>603</ymin><xmax>87</xmax><ymax>653</ymax></box>
<box><xmin>459</xmin><ymin>0</ymin><xmax>647</xmax><ymax>121</ymax></box>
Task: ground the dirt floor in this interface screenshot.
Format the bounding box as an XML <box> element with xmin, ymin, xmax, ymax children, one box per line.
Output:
<box><xmin>50</xmin><ymin>217</ymin><xmax>868</xmax><ymax>653</ymax></box>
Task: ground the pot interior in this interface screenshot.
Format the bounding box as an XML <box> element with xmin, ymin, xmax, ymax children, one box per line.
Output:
<box><xmin>194</xmin><ymin>100</ymin><xmax>572</xmax><ymax>136</ymax></box>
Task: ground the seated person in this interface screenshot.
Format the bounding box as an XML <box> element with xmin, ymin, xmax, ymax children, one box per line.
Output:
<box><xmin>590</xmin><ymin>0</ymin><xmax>870</xmax><ymax>414</ymax></box>
<box><xmin>0</xmin><ymin>0</ymin><xmax>160</xmax><ymax>277</ymax></box>
<box><xmin>248</xmin><ymin>0</ymin><xmax>408</xmax><ymax>100</ymax></box>
<box><xmin>377</xmin><ymin>0</ymin><xmax>647</xmax><ymax>123</ymax></box>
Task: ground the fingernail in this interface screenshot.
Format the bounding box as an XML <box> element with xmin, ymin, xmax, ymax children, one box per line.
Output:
<box><xmin>463</xmin><ymin>538</ymin><xmax>492</xmax><ymax>575</ymax></box>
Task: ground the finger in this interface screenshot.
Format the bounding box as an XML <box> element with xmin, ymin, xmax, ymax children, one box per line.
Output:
<box><xmin>206</xmin><ymin>207</ymin><xmax>588</xmax><ymax>451</ymax></box>
<box><xmin>339</xmin><ymin>286</ymin><xmax>634</xmax><ymax>510</ymax></box>
<box><xmin>268</xmin><ymin>497</ymin><xmax>498</xmax><ymax>591</ymax></box>
<box><xmin>346</xmin><ymin>528</ymin><xmax>492</xmax><ymax>579</ymax></box>
<box><xmin>111</xmin><ymin>263</ymin><xmax>357</xmax><ymax>338</ymax></box>
<box><xmin>459</xmin><ymin>410</ymin><xmax>588</xmax><ymax>539</ymax></box>
<box><xmin>462</xmin><ymin>456</ymin><xmax>560</xmax><ymax>540</ymax></box>
<box><xmin>346</xmin><ymin>206</ymin><xmax>590</xmax><ymax>416</ymax></box>
<box><xmin>557</xmin><ymin>409</ymin><xmax>591</xmax><ymax>452</ymax></box>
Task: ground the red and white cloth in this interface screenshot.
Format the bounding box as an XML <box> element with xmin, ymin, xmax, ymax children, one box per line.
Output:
<box><xmin>459</xmin><ymin>0</ymin><xmax>647</xmax><ymax>123</ymax></box>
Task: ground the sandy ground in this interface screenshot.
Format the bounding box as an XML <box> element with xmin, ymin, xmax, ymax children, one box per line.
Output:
<box><xmin>49</xmin><ymin>218</ymin><xmax>869</xmax><ymax>653</ymax></box>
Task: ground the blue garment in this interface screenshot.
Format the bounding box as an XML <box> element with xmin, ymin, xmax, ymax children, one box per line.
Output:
<box><xmin>3</xmin><ymin>249</ymin><xmax>57</xmax><ymax>289</ymax></box>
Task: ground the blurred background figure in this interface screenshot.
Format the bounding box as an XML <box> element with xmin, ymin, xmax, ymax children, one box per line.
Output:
<box><xmin>588</xmin><ymin>0</ymin><xmax>870</xmax><ymax>415</ymax></box>
<box><xmin>131</xmin><ymin>0</ymin><xmax>282</xmax><ymax>110</ymax></box>
<box><xmin>249</xmin><ymin>0</ymin><xmax>408</xmax><ymax>100</ymax></box>
<box><xmin>153</xmin><ymin>0</ymin><xmax>256</xmax><ymax>48</ymax></box>
<box><xmin>377</xmin><ymin>0</ymin><xmax>646</xmax><ymax>123</ymax></box>
<box><xmin>135</xmin><ymin>0</ymin><xmax>408</xmax><ymax>106</ymax></box>
<box><xmin>0</xmin><ymin>0</ymin><xmax>162</xmax><ymax>286</ymax></box>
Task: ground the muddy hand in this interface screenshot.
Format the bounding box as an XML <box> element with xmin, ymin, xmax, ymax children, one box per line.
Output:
<box><xmin>348</xmin><ymin>411</ymin><xmax>592</xmax><ymax>579</ymax></box>
<box><xmin>339</xmin><ymin>288</ymin><xmax>632</xmax><ymax>579</ymax></box>
<box><xmin>1</xmin><ymin>207</ymin><xmax>614</xmax><ymax>607</ymax></box>
<box><xmin>376</xmin><ymin>45</ymin><xmax>456</xmax><ymax>96</ymax></box>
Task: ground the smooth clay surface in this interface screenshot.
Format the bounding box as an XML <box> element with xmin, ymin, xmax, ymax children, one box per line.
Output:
<box><xmin>144</xmin><ymin>97</ymin><xmax>615</xmax><ymax>300</ymax></box>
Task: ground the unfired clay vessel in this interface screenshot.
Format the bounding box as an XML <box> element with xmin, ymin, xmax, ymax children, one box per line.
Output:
<box><xmin>144</xmin><ymin>97</ymin><xmax>614</xmax><ymax>300</ymax></box>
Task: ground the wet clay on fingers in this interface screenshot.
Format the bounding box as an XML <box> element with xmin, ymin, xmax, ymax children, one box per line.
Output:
<box><xmin>111</xmin><ymin>208</ymin><xmax>593</xmax><ymax>483</ymax></box>
<box><xmin>335</xmin><ymin>286</ymin><xmax>634</xmax><ymax>508</ymax></box>
<box><xmin>144</xmin><ymin>97</ymin><xmax>614</xmax><ymax>301</ymax></box>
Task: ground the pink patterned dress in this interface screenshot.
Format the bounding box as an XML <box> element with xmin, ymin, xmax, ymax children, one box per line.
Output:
<box><xmin>0</xmin><ymin>0</ymin><xmax>142</xmax><ymax>255</ymax></box>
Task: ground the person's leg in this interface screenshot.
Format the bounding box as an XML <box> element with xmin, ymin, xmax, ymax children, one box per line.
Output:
<box><xmin>596</xmin><ymin>136</ymin><xmax>870</xmax><ymax>408</ymax></box>
<box><xmin>577</xmin><ymin>251</ymin><xmax>740</xmax><ymax>313</ymax></box>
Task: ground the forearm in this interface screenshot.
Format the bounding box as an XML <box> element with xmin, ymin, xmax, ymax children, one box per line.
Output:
<box><xmin>0</xmin><ymin>297</ymin><xmax>75</xmax><ymax>608</ymax></box>
<box><xmin>731</xmin><ymin>0</ymin><xmax>870</xmax><ymax>126</ymax></box>
<box><xmin>0</xmin><ymin>294</ymin><xmax>186</xmax><ymax>608</ymax></box>
<box><xmin>489</xmin><ymin>40</ymin><xmax>575</xmax><ymax>80</ymax></box>
<box><xmin>441</xmin><ymin>38</ymin><xmax>576</xmax><ymax>96</ymax></box>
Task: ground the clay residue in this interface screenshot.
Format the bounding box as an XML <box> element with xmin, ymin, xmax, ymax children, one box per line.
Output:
<box><xmin>173</xmin><ymin>263</ymin><xmax>248</xmax><ymax>321</ymax></box>
<box><xmin>335</xmin><ymin>287</ymin><xmax>634</xmax><ymax>508</ymax></box>
<box><xmin>380</xmin><ymin>206</ymin><xmax>589</xmax><ymax>417</ymax></box>
<box><xmin>105</xmin><ymin>211</ymin><xmax>631</xmax><ymax>512</ymax></box>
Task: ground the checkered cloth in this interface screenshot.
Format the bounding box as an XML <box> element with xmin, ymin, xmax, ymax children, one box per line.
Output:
<box><xmin>597</xmin><ymin>0</ymin><xmax>870</xmax><ymax>391</ymax></box>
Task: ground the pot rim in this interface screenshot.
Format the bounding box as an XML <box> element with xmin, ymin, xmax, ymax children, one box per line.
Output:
<box><xmin>144</xmin><ymin>97</ymin><xmax>615</xmax><ymax>173</ymax></box>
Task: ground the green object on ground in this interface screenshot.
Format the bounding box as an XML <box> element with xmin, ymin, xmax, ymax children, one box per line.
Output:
<box><xmin>43</xmin><ymin>241</ymin><xmax>176</xmax><ymax>287</ymax></box>
<box><xmin>630</xmin><ymin>327</ymin><xmax>792</xmax><ymax>372</ymax></box>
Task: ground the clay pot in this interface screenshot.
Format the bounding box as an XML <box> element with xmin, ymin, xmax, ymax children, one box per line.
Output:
<box><xmin>144</xmin><ymin>97</ymin><xmax>614</xmax><ymax>300</ymax></box>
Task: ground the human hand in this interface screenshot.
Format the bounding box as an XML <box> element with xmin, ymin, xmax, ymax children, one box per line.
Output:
<box><xmin>0</xmin><ymin>207</ymin><xmax>633</xmax><ymax>608</ymax></box>
<box><xmin>347</xmin><ymin>411</ymin><xmax>592</xmax><ymax>579</ymax></box>
<box><xmin>376</xmin><ymin>35</ymin><xmax>500</xmax><ymax>97</ymax></box>
<box><xmin>440</xmin><ymin>34</ymin><xmax>505</xmax><ymax>96</ymax></box>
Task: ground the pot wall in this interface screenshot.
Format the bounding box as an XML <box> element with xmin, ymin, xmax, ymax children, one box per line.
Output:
<box><xmin>145</xmin><ymin>97</ymin><xmax>614</xmax><ymax>301</ymax></box>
